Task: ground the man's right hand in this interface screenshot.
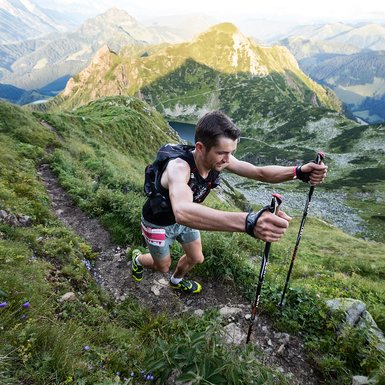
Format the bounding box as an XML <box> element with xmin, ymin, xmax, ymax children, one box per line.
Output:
<box><xmin>253</xmin><ymin>210</ymin><xmax>292</xmax><ymax>242</ymax></box>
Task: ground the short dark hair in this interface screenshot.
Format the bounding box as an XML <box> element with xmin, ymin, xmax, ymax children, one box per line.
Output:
<box><xmin>195</xmin><ymin>111</ymin><xmax>240</xmax><ymax>150</ymax></box>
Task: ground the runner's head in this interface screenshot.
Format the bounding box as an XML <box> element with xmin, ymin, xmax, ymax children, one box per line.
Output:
<box><xmin>195</xmin><ymin>111</ymin><xmax>240</xmax><ymax>151</ymax></box>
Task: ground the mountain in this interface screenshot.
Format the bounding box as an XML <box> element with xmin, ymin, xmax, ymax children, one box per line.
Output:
<box><xmin>280</xmin><ymin>36</ymin><xmax>360</xmax><ymax>61</ymax></box>
<box><xmin>0</xmin><ymin>0</ymin><xmax>69</xmax><ymax>44</ymax></box>
<box><xmin>45</xmin><ymin>22</ymin><xmax>340</xmax><ymax>128</ymax></box>
<box><xmin>281</xmin><ymin>22</ymin><xmax>385</xmax><ymax>51</ymax></box>
<box><xmin>330</xmin><ymin>23</ymin><xmax>385</xmax><ymax>51</ymax></box>
<box><xmin>0</xmin><ymin>82</ymin><xmax>48</xmax><ymax>103</ymax></box>
<box><xmin>280</xmin><ymin>22</ymin><xmax>385</xmax><ymax>123</ymax></box>
<box><xmin>0</xmin><ymin>7</ymin><xmax>184</xmax><ymax>91</ymax></box>
<box><xmin>283</xmin><ymin>22</ymin><xmax>354</xmax><ymax>43</ymax></box>
<box><xmin>299</xmin><ymin>50</ymin><xmax>385</xmax><ymax>123</ymax></box>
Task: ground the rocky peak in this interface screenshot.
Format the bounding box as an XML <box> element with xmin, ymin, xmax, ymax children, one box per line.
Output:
<box><xmin>62</xmin><ymin>45</ymin><xmax>117</xmax><ymax>97</ymax></box>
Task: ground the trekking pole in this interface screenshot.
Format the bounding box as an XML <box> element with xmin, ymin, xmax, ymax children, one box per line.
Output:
<box><xmin>246</xmin><ymin>193</ymin><xmax>283</xmax><ymax>344</ymax></box>
<box><xmin>278</xmin><ymin>152</ymin><xmax>325</xmax><ymax>308</ymax></box>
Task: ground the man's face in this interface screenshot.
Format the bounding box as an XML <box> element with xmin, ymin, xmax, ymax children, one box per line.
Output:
<box><xmin>202</xmin><ymin>136</ymin><xmax>238</xmax><ymax>171</ymax></box>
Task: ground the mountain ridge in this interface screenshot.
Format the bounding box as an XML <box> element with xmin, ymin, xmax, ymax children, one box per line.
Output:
<box><xmin>0</xmin><ymin>7</ymin><xmax>185</xmax><ymax>90</ymax></box>
<box><xmin>49</xmin><ymin>22</ymin><xmax>339</xmax><ymax>122</ymax></box>
<box><xmin>0</xmin><ymin>0</ymin><xmax>69</xmax><ymax>43</ymax></box>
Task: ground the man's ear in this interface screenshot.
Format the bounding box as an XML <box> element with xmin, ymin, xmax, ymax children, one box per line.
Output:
<box><xmin>195</xmin><ymin>141</ymin><xmax>205</xmax><ymax>154</ymax></box>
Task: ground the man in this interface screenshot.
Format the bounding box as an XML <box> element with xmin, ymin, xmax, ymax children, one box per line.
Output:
<box><xmin>132</xmin><ymin>111</ymin><xmax>327</xmax><ymax>294</ymax></box>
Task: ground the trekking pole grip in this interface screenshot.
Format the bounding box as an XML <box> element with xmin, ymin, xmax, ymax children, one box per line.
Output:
<box><xmin>315</xmin><ymin>151</ymin><xmax>325</xmax><ymax>165</ymax></box>
<box><xmin>270</xmin><ymin>193</ymin><xmax>283</xmax><ymax>215</ymax></box>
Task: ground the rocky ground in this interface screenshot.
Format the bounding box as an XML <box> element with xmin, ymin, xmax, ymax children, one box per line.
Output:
<box><xmin>222</xmin><ymin>173</ymin><xmax>365</xmax><ymax>236</ymax></box>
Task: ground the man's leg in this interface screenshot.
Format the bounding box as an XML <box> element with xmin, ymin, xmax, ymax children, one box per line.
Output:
<box><xmin>169</xmin><ymin>238</ymin><xmax>204</xmax><ymax>294</ymax></box>
<box><xmin>137</xmin><ymin>252</ymin><xmax>171</xmax><ymax>273</ymax></box>
<box><xmin>172</xmin><ymin>238</ymin><xmax>204</xmax><ymax>278</ymax></box>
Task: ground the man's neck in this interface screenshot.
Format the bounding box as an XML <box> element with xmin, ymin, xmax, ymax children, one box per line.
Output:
<box><xmin>192</xmin><ymin>150</ymin><xmax>210</xmax><ymax>178</ymax></box>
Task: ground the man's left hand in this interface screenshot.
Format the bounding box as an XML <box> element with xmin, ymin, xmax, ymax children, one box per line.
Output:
<box><xmin>300</xmin><ymin>162</ymin><xmax>327</xmax><ymax>185</ymax></box>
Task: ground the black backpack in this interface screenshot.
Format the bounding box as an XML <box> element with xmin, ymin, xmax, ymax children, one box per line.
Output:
<box><xmin>144</xmin><ymin>143</ymin><xmax>220</xmax><ymax>215</ymax></box>
<box><xmin>144</xmin><ymin>144</ymin><xmax>195</xmax><ymax>214</ymax></box>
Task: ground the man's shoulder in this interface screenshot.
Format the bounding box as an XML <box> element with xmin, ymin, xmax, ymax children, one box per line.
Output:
<box><xmin>166</xmin><ymin>157</ymin><xmax>191</xmax><ymax>171</ymax></box>
<box><xmin>156</xmin><ymin>143</ymin><xmax>193</xmax><ymax>162</ymax></box>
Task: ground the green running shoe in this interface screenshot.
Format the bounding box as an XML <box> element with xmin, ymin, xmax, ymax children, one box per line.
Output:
<box><xmin>131</xmin><ymin>249</ymin><xmax>143</xmax><ymax>282</ymax></box>
<box><xmin>169</xmin><ymin>278</ymin><xmax>202</xmax><ymax>294</ymax></box>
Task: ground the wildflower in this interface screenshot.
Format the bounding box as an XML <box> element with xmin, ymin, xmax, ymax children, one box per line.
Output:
<box><xmin>21</xmin><ymin>314</ymin><xmax>27</xmax><ymax>320</ymax></box>
<box><xmin>0</xmin><ymin>302</ymin><xmax>7</xmax><ymax>308</ymax></box>
<box><xmin>130</xmin><ymin>372</ymin><xmax>135</xmax><ymax>377</ymax></box>
<box><xmin>83</xmin><ymin>259</ymin><xmax>92</xmax><ymax>271</ymax></box>
<box><xmin>83</xmin><ymin>345</ymin><xmax>91</xmax><ymax>351</ymax></box>
<box><xmin>22</xmin><ymin>301</ymin><xmax>30</xmax><ymax>308</ymax></box>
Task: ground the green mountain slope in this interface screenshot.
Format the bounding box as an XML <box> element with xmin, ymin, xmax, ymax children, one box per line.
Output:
<box><xmin>44</xmin><ymin>22</ymin><xmax>341</xmax><ymax>124</ymax></box>
<box><xmin>1</xmin><ymin>97</ymin><xmax>385</xmax><ymax>384</ymax></box>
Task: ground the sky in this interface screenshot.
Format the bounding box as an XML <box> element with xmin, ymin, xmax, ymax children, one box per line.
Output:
<box><xmin>34</xmin><ymin>0</ymin><xmax>385</xmax><ymax>24</ymax></box>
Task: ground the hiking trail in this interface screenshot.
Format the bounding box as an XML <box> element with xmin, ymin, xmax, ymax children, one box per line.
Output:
<box><xmin>37</xmin><ymin>120</ymin><xmax>324</xmax><ymax>385</ymax></box>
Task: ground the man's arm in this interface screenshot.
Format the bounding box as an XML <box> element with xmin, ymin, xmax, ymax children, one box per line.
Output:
<box><xmin>164</xmin><ymin>158</ymin><xmax>290</xmax><ymax>242</ymax></box>
<box><xmin>227</xmin><ymin>155</ymin><xmax>327</xmax><ymax>185</ymax></box>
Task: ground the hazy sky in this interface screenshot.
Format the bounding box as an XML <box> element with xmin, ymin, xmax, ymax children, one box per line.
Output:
<box><xmin>35</xmin><ymin>0</ymin><xmax>385</xmax><ymax>23</ymax></box>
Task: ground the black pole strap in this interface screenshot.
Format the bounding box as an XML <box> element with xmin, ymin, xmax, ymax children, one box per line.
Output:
<box><xmin>245</xmin><ymin>206</ymin><xmax>270</xmax><ymax>238</ymax></box>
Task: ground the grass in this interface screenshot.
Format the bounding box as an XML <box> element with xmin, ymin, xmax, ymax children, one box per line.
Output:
<box><xmin>1</xmin><ymin>98</ymin><xmax>385</xmax><ymax>384</ymax></box>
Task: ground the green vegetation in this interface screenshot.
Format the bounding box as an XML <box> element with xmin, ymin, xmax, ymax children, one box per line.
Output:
<box><xmin>36</xmin><ymin>23</ymin><xmax>340</xmax><ymax>117</ymax></box>
<box><xmin>1</xmin><ymin>97</ymin><xmax>385</xmax><ymax>384</ymax></box>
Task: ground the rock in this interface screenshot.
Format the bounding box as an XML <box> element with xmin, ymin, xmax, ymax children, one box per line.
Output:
<box><xmin>223</xmin><ymin>323</ymin><xmax>245</xmax><ymax>345</ymax></box>
<box><xmin>279</xmin><ymin>333</ymin><xmax>290</xmax><ymax>344</ymax></box>
<box><xmin>194</xmin><ymin>309</ymin><xmax>204</xmax><ymax>317</ymax></box>
<box><xmin>352</xmin><ymin>375</ymin><xmax>370</xmax><ymax>385</ymax></box>
<box><xmin>327</xmin><ymin>298</ymin><xmax>366</xmax><ymax>326</ymax></box>
<box><xmin>151</xmin><ymin>285</ymin><xmax>160</xmax><ymax>296</ymax></box>
<box><xmin>158</xmin><ymin>278</ymin><xmax>168</xmax><ymax>286</ymax></box>
<box><xmin>219</xmin><ymin>306</ymin><xmax>242</xmax><ymax>317</ymax></box>
<box><xmin>326</xmin><ymin>298</ymin><xmax>385</xmax><ymax>355</ymax></box>
<box><xmin>277</xmin><ymin>343</ymin><xmax>285</xmax><ymax>355</ymax></box>
<box><xmin>0</xmin><ymin>210</ymin><xmax>7</xmax><ymax>219</ymax></box>
<box><xmin>8</xmin><ymin>214</ymin><xmax>19</xmax><ymax>226</ymax></box>
<box><xmin>18</xmin><ymin>215</ymin><xmax>32</xmax><ymax>227</ymax></box>
<box><xmin>359</xmin><ymin>311</ymin><xmax>385</xmax><ymax>354</ymax></box>
<box><xmin>60</xmin><ymin>292</ymin><xmax>76</xmax><ymax>302</ymax></box>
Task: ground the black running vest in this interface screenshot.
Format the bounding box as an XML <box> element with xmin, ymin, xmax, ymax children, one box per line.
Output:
<box><xmin>142</xmin><ymin>144</ymin><xmax>220</xmax><ymax>226</ymax></box>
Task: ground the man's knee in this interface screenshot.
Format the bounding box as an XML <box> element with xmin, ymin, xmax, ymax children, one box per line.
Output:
<box><xmin>189</xmin><ymin>253</ymin><xmax>204</xmax><ymax>265</ymax></box>
<box><xmin>153</xmin><ymin>258</ymin><xmax>171</xmax><ymax>273</ymax></box>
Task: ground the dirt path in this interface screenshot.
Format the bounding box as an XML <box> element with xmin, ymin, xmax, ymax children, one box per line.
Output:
<box><xmin>37</xmin><ymin>120</ymin><xmax>324</xmax><ymax>385</ymax></box>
